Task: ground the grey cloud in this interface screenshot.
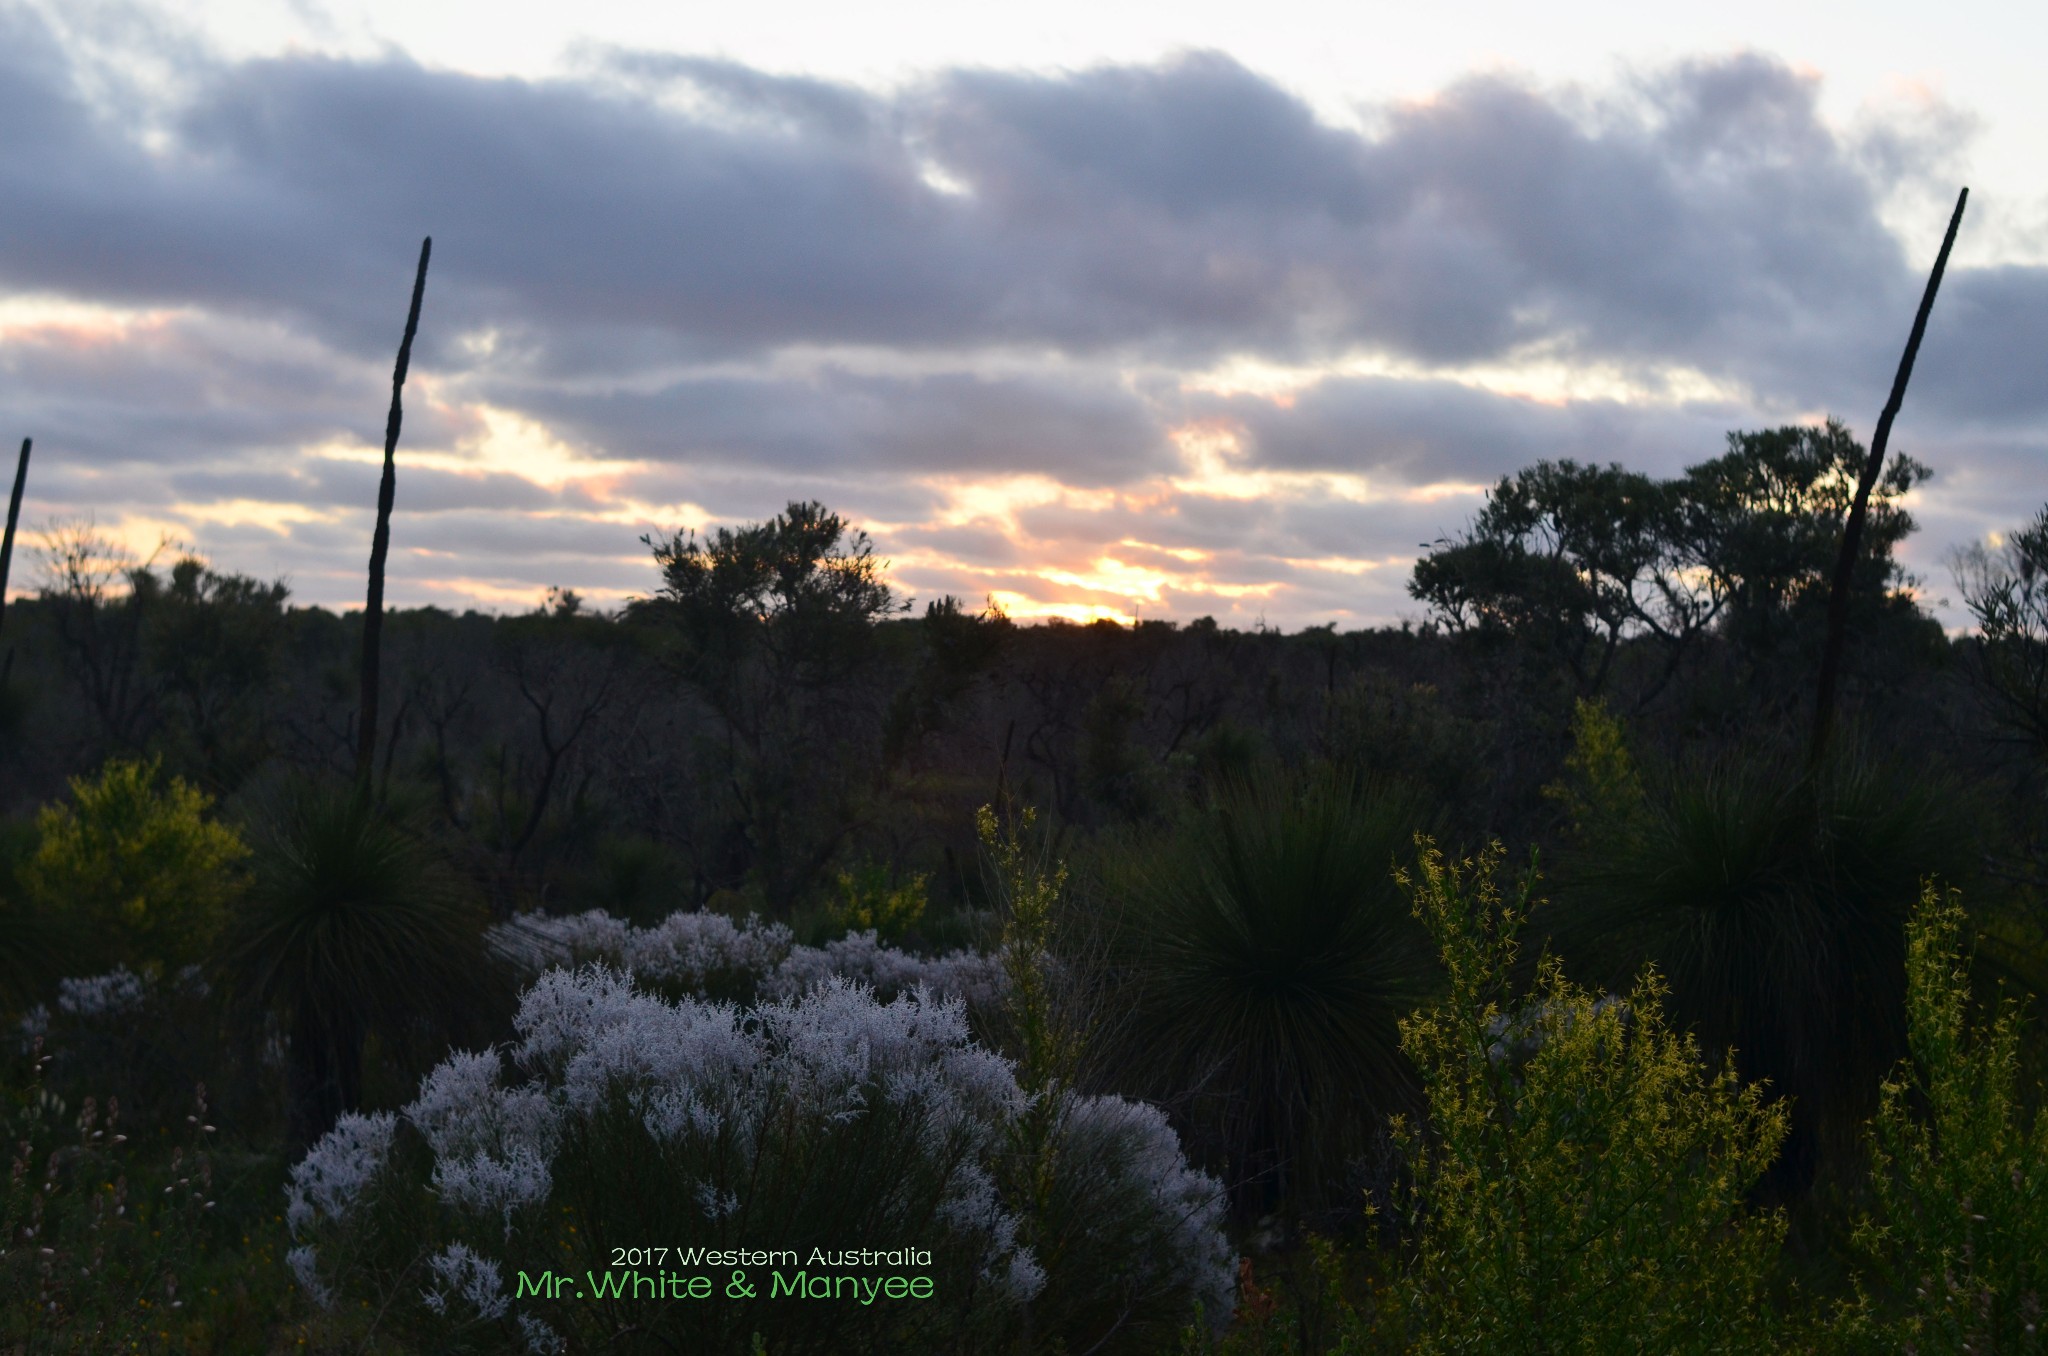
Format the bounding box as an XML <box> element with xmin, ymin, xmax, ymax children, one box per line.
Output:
<box><xmin>515</xmin><ymin>367</ymin><xmax>1172</xmax><ymax>484</ymax></box>
<box><xmin>301</xmin><ymin>460</ymin><xmax>559</xmax><ymax>514</ymax></box>
<box><xmin>887</xmin><ymin>522</ymin><xmax>1026</xmax><ymax>569</ymax></box>
<box><xmin>392</xmin><ymin>511</ymin><xmax>647</xmax><ymax>563</ymax></box>
<box><xmin>7</xmin><ymin>5</ymin><xmax>2046</xmax><ymax>630</ymax></box>
<box><xmin>607</xmin><ymin>467</ymin><xmax>957</xmax><ymax>541</ymax></box>
<box><xmin>0</xmin><ymin>311</ymin><xmax>471</xmax><ymax>469</ymax></box>
<box><xmin>166</xmin><ymin>466</ymin><xmax>315</xmax><ymax>503</ymax></box>
<box><xmin>4</xmin><ymin>7</ymin><xmax>2028</xmax><ymax>399</ymax></box>
<box><xmin>1911</xmin><ymin>266</ymin><xmax>2048</xmax><ymax>423</ymax></box>
<box><xmin>1205</xmin><ymin>375</ymin><xmax>1748</xmax><ymax>483</ymax></box>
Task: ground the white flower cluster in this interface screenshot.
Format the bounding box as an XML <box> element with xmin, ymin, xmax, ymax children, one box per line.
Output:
<box><xmin>15</xmin><ymin>1004</ymin><xmax>49</xmax><ymax>1051</ymax></box>
<box><xmin>55</xmin><ymin>966</ymin><xmax>149</xmax><ymax>1017</ymax></box>
<box><xmin>422</xmin><ymin>1242</ymin><xmax>510</xmax><ymax>1321</ymax></box>
<box><xmin>287</xmin><ymin>968</ymin><xmax>1040</xmax><ymax>1312</ymax></box>
<box><xmin>761</xmin><ymin>929</ymin><xmax>1006</xmax><ymax>1012</ymax></box>
<box><xmin>286</xmin><ymin>1110</ymin><xmax>397</xmax><ymax>1236</ymax></box>
<box><xmin>489</xmin><ymin>909</ymin><xmax>792</xmax><ymax>989</ymax></box>
<box><xmin>409</xmin><ymin>1051</ymin><xmax>560</xmax><ymax>1230</ymax></box>
<box><xmin>23</xmin><ymin>964</ymin><xmax>214</xmax><ymax>1044</ymax></box>
<box><xmin>286</xmin><ymin>1244</ymin><xmax>332</xmax><ymax>1309</ymax></box>
<box><xmin>1060</xmin><ymin>1094</ymin><xmax>1236</xmax><ymax>1321</ymax></box>
<box><xmin>286</xmin><ymin>966</ymin><xmax>1232</xmax><ymax>1340</ymax></box>
<box><xmin>518</xmin><ymin>1312</ymin><xmax>566</xmax><ymax>1355</ymax></box>
<box><xmin>488</xmin><ymin>908</ymin><xmax>1006</xmax><ymax>1011</ymax></box>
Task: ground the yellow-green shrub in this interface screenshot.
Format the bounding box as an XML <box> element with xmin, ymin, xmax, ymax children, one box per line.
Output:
<box><xmin>1837</xmin><ymin>884</ymin><xmax>2048</xmax><ymax>1351</ymax></box>
<box><xmin>25</xmin><ymin>756</ymin><xmax>249</xmax><ymax>969</ymax></box>
<box><xmin>1390</xmin><ymin>839</ymin><xmax>1788</xmax><ymax>1354</ymax></box>
<box><xmin>825</xmin><ymin>861</ymin><xmax>928</xmax><ymax>942</ymax></box>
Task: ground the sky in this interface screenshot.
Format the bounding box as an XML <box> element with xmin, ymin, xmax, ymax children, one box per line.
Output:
<box><xmin>2</xmin><ymin>0</ymin><xmax>2045</xmax><ymax>630</ymax></box>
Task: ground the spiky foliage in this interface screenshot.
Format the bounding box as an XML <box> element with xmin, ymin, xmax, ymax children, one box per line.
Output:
<box><xmin>1547</xmin><ymin>735</ymin><xmax>1979</xmax><ymax>1190</ymax></box>
<box><xmin>1838</xmin><ymin>884</ymin><xmax>2048</xmax><ymax>1352</ymax></box>
<box><xmin>218</xmin><ymin>784</ymin><xmax>499</xmax><ymax>1148</ymax></box>
<box><xmin>1097</xmin><ymin>769</ymin><xmax>1440</xmax><ymax>1218</ymax></box>
<box><xmin>1393</xmin><ymin>839</ymin><xmax>1788</xmax><ymax>1355</ymax></box>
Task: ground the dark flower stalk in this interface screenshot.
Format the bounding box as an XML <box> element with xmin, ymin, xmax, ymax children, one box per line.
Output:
<box><xmin>1812</xmin><ymin>188</ymin><xmax>1966</xmax><ymax>763</ymax></box>
<box><xmin>356</xmin><ymin>238</ymin><xmax>432</xmax><ymax>789</ymax></box>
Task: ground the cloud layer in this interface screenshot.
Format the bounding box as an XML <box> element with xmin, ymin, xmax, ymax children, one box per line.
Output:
<box><xmin>1</xmin><ymin>3</ymin><xmax>2039</xmax><ymax>627</ymax></box>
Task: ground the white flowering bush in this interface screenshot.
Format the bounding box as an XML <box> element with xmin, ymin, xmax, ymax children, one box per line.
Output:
<box><xmin>1028</xmin><ymin>1093</ymin><xmax>1235</xmax><ymax>1349</ymax></box>
<box><xmin>488</xmin><ymin>907</ymin><xmax>1006</xmax><ymax>1014</ymax></box>
<box><xmin>287</xmin><ymin>966</ymin><xmax>1226</xmax><ymax>1354</ymax></box>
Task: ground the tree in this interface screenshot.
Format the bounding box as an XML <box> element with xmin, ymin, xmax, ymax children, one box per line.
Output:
<box><xmin>1411</xmin><ymin>460</ymin><xmax>1702</xmax><ymax>695</ymax></box>
<box><xmin>143</xmin><ymin>557</ymin><xmax>291</xmax><ymax>789</ymax></box>
<box><xmin>464</xmin><ymin>596</ymin><xmax>640</xmax><ymax>913</ymax></box>
<box><xmin>1954</xmin><ymin>503</ymin><xmax>2048</xmax><ymax>755</ymax></box>
<box><xmin>1410</xmin><ymin>421</ymin><xmax>1932</xmax><ymax>704</ymax></box>
<box><xmin>640</xmin><ymin>501</ymin><xmax>907</xmax><ymax>908</ymax></box>
<box><xmin>36</xmin><ymin>522</ymin><xmax>160</xmax><ymax>751</ymax></box>
<box><xmin>1677</xmin><ymin>420</ymin><xmax>1928</xmax><ymax>665</ymax></box>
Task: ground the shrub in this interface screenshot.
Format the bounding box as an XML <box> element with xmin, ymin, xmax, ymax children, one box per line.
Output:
<box><xmin>978</xmin><ymin>802</ymin><xmax>1231</xmax><ymax>1353</ymax></box>
<box><xmin>1322</xmin><ymin>671</ymin><xmax>1491</xmax><ymax>817</ymax></box>
<box><xmin>1838</xmin><ymin>884</ymin><xmax>2048</xmax><ymax>1351</ymax></box>
<box><xmin>23</xmin><ymin>755</ymin><xmax>249</xmax><ymax>971</ymax></box>
<box><xmin>0</xmin><ymin>1058</ymin><xmax>274</xmax><ymax>1350</ymax></box>
<box><xmin>1391</xmin><ymin>838</ymin><xmax>1788</xmax><ymax>1354</ymax></box>
<box><xmin>825</xmin><ymin>862</ymin><xmax>929</xmax><ymax>943</ymax></box>
<box><xmin>285</xmin><ymin>967</ymin><xmax>1230</xmax><ymax>1355</ymax></box>
<box><xmin>14</xmin><ymin>963</ymin><xmax>245</xmax><ymax>1132</ymax></box>
<box><xmin>488</xmin><ymin>906</ymin><xmax>1006</xmax><ymax>1015</ymax></box>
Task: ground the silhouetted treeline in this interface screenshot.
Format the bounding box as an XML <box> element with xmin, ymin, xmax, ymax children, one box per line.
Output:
<box><xmin>0</xmin><ymin>432</ymin><xmax>2034</xmax><ymax>933</ymax></box>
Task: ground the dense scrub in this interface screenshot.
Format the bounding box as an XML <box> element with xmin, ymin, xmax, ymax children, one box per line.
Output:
<box><xmin>4</xmin><ymin>425</ymin><xmax>2048</xmax><ymax>1351</ymax></box>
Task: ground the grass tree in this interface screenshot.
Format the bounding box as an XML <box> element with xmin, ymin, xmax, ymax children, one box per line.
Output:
<box><xmin>1545</xmin><ymin>711</ymin><xmax>1980</xmax><ymax>1195</ymax></box>
<box><xmin>0</xmin><ymin>438</ymin><xmax>28</xmax><ymax>639</ymax></box>
<box><xmin>1812</xmin><ymin>187</ymin><xmax>1966</xmax><ymax>762</ymax></box>
<box><xmin>0</xmin><ymin>436</ymin><xmax>31</xmax><ymax>722</ymax></box>
<box><xmin>1096</xmin><ymin>768</ymin><xmax>1441</xmax><ymax>1220</ymax></box>
<box><xmin>219</xmin><ymin>785</ymin><xmax>499</xmax><ymax>1149</ymax></box>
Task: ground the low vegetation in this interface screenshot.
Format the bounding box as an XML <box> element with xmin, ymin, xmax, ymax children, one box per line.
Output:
<box><xmin>4</xmin><ymin>421</ymin><xmax>2047</xmax><ymax>1352</ymax></box>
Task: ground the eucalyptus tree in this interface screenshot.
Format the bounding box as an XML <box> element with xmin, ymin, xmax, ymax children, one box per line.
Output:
<box><xmin>640</xmin><ymin>500</ymin><xmax>909</xmax><ymax>909</ymax></box>
<box><xmin>1411</xmin><ymin>422</ymin><xmax>1933</xmax><ymax>711</ymax></box>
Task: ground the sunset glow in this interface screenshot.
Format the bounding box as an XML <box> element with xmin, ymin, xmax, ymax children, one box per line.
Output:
<box><xmin>1</xmin><ymin>0</ymin><xmax>2041</xmax><ymax>631</ymax></box>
